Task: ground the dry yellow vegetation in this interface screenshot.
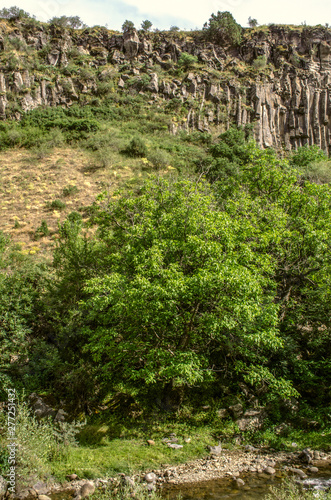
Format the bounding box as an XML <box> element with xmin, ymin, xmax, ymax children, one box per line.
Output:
<box><xmin>0</xmin><ymin>147</ymin><xmax>136</xmax><ymax>254</ymax></box>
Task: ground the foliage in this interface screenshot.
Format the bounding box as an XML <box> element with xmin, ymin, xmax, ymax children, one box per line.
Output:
<box><xmin>45</xmin><ymin>199</ymin><xmax>66</xmax><ymax>211</ymax></box>
<box><xmin>141</xmin><ymin>20</ymin><xmax>153</xmax><ymax>32</ymax></box>
<box><xmin>203</xmin><ymin>11</ymin><xmax>242</xmax><ymax>46</ymax></box>
<box><xmin>169</xmin><ymin>26</ymin><xmax>180</xmax><ymax>32</ymax></box>
<box><xmin>290</xmin><ymin>144</ymin><xmax>328</xmax><ymax>168</ymax></box>
<box><xmin>0</xmin><ymin>6</ymin><xmax>32</xmax><ymax>20</ymax></box>
<box><xmin>124</xmin><ymin>136</ymin><xmax>148</xmax><ymax>157</ymax></box>
<box><xmin>0</xmin><ymin>236</ymin><xmax>46</xmax><ymax>398</ymax></box>
<box><xmin>177</xmin><ymin>52</ymin><xmax>199</xmax><ymax>70</ymax></box>
<box><xmin>48</xmin><ymin>15</ymin><xmax>87</xmax><ymax>29</ymax></box>
<box><xmin>35</xmin><ymin>220</ymin><xmax>50</xmax><ymax>238</ymax></box>
<box><xmin>248</xmin><ymin>17</ymin><xmax>258</xmax><ymax>27</ymax></box>
<box><xmin>253</xmin><ymin>55</ymin><xmax>267</xmax><ymax>69</ymax></box>
<box><xmin>79</xmin><ymin>177</ymin><xmax>289</xmax><ymax>407</ymax></box>
<box><xmin>122</xmin><ymin>20</ymin><xmax>135</xmax><ymax>32</ymax></box>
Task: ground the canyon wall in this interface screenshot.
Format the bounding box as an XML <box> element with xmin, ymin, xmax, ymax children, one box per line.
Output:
<box><xmin>1</xmin><ymin>20</ymin><xmax>331</xmax><ymax>151</ymax></box>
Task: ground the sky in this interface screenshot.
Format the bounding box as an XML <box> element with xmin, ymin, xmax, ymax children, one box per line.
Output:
<box><xmin>0</xmin><ymin>0</ymin><xmax>330</xmax><ymax>31</ymax></box>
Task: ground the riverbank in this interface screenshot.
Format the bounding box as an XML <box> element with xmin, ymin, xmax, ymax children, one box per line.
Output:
<box><xmin>8</xmin><ymin>447</ymin><xmax>331</xmax><ymax>499</ymax></box>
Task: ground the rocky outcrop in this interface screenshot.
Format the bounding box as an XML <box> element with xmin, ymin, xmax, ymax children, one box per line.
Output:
<box><xmin>1</xmin><ymin>21</ymin><xmax>331</xmax><ymax>152</ymax></box>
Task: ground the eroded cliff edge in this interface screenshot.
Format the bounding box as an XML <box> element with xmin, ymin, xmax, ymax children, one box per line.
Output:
<box><xmin>1</xmin><ymin>20</ymin><xmax>331</xmax><ymax>152</ymax></box>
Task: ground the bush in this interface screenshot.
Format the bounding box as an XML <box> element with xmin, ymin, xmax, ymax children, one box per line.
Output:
<box><xmin>124</xmin><ymin>136</ymin><xmax>148</xmax><ymax>157</ymax></box>
<box><xmin>63</xmin><ymin>185</ymin><xmax>79</xmax><ymax>197</ymax></box>
<box><xmin>46</xmin><ymin>199</ymin><xmax>66</xmax><ymax>211</ymax></box>
<box><xmin>253</xmin><ymin>55</ymin><xmax>267</xmax><ymax>69</ymax></box>
<box><xmin>147</xmin><ymin>148</ymin><xmax>172</xmax><ymax>170</ymax></box>
<box><xmin>203</xmin><ymin>11</ymin><xmax>242</xmax><ymax>46</ymax></box>
<box><xmin>177</xmin><ymin>52</ymin><xmax>199</xmax><ymax>70</ymax></box>
<box><xmin>290</xmin><ymin>144</ymin><xmax>328</xmax><ymax>168</ymax></box>
<box><xmin>35</xmin><ymin>220</ymin><xmax>50</xmax><ymax>238</ymax></box>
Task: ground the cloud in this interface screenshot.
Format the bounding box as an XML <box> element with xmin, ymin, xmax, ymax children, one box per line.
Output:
<box><xmin>0</xmin><ymin>0</ymin><xmax>330</xmax><ymax>29</ymax></box>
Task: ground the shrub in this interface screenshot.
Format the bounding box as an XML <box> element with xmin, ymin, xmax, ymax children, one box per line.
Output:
<box><xmin>253</xmin><ymin>55</ymin><xmax>267</xmax><ymax>69</ymax></box>
<box><xmin>290</xmin><ymin>144</ymin><xmax>328</xmax><ymax>168</ymax></box>
<box><xmin>203</xmin><ymin>11</ymin><xmax>242</xmax><ymax>46</ymax></box>
<box><xmin>147</xmin><ymin>148</ymin><xmax>172</xmax><ymax>170</ymax></box>
<box><xmin>177</xmin><ymin>52</ymin><xmax>199</xmax><ymax>70</ymax></box>
<box><xmin>62</xmin><ymin>185</ymin><xmax>79</xmax><ymax>197</ymax></box>
<box><xmin>124</xmin><ymin>136</ymin><xmax>148</xmax><ymax>157</ymax></box>
<box><xmin>35</xmin><ymin>220</ymin><xmax>50</xmax><ymax>238</ymax></box>
<box><xmin>46</xmin><ymin>199</ymin><xmax>66</xmax><ymax>211</ymax></box>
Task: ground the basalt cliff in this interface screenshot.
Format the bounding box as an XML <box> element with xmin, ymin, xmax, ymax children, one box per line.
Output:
<box><xmin>1</xmin><ymin>19</ymin><xmax>331</xmax><ymax>152</ymax></box>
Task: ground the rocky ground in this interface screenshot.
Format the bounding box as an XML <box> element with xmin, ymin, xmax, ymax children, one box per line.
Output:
<box><xmin>3</xmin><ymin>447</ymin><xmax>330</xmax><ymax>499</ymax></box>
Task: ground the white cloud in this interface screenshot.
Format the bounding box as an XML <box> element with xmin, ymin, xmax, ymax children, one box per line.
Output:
<box><xmin>0</xmin><ymin>0</ymin><xmax>330</xmax><ymax>29</ymax></box>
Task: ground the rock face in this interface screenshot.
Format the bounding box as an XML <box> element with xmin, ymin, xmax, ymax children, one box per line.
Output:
<box><xmin>2</xmin><ymin>21</ymin><xmax>331</xmax><ymax>152</ymax></box>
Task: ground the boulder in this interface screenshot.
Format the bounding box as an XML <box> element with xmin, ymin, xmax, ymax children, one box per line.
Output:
<box><xmin>144</xmin><ymin>473</ymin><xmax>157</xmax><ymax>484</ymax></box>
<box><xmin>80</xmin><ymin>481</ymin><xmax>95</xmax><ymax>498</ymax></box>
<box><xmin>123</xmin><ymin>30</ymin><xmax>140</xmax><ymax>59</ymax></box>
<box><xmin>32</xmin><ymin>482</ymin><xmax>48</xmax><ymax>495</ymax></box>
<box><xmin>264</xmin><ymin>467</ymin><xmax>276</xmax><ymax>475</ymax></box>
<box><xmin>208</xmin><ymin>444</ymin><xmax>222</xmax><ymax>455</ymax></box>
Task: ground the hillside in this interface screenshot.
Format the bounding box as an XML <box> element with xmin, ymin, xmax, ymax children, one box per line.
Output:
<box><xmin>0</xmin><ymin>15</ymin><xmax>331</xmax><ymax>493</ymax></box>
<box><xmin>1</xmin><ymin>19</ymin><xmax>331</xmax><ymax>151</ymax></box>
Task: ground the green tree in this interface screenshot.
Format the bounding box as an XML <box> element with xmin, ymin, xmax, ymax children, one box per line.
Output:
<box><xmin>248</xmin><ymin>16</ymin><xmax>258</xmax><ymax>27</ymax></box>
<box><xmin>169</xmin><ymin>25</ymin><xmax>180</xmax><ymax>32</ymax></box>
<box><xmin>48</xmin><ymin>15</ymin><xmax>87</xmax><ymax>28</ymax></box>
<box><xmin>122</xmin><ymin>20</ymin><xmax>135</xmax><ymax>32</ymax></box>
<box><xmin>203</xmin><ymin>11</ymin><xmax>242</xmax><ymax>46</ymax></box>
<box><xmin>79</xmin><ymin>178</ymin><xmax>291</xmax><ymax>407</ymax></box>
<box><xmin>0</xmin><ymin>233</ymin><xmax>47</xmax><ymax>398</ymax></box>
<box><xmin>0</xmin><ymin>6</ymin><xmax>32</xmax><ymax>20</ymax></box>
<box><xmin>141</xmin><ymin>19</ymin><xmax>153</xmax><ymax>32</ymax></box>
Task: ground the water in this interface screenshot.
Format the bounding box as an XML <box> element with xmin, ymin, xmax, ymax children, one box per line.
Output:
<box><xmin>161</xmin><ymin>466</ymin><xmax>331</xmax><ymax>499</ymax></box>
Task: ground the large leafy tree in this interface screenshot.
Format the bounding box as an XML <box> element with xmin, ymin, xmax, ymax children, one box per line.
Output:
<box><xmin>79</xmin><ymin>178</ymin><xmax>293</xmax><ymax>406</ymax></box>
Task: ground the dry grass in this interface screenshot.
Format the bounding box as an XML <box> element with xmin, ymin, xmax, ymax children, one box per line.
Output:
<box><xmin>0</xmin><ymin>147</ymin><xmax>138</xmax><ymax>255</ymax></box>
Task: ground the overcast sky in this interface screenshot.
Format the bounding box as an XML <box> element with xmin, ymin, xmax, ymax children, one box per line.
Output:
<box><xmin>0</xmin><ymin>0</ymin><xmax>330</xmax><ymax>31</ymax></box>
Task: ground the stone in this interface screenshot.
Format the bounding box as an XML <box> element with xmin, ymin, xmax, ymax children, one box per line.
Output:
<box><xmin>38</xmin><ymin>496</ymin><xmax>52</xmax><ymax>500</ymax></box>
<box><xmin>54</xmin><ymin>409</ymin><xmax>67</xmax><ymax>422</ymax></box>
<box><xmin>123</xmin><ymin>476</ymin><xmax>135</xmax><ymax>487</ymax></box>
<box><xmin>288</xmin><ymin>468</ymin><xmax>307</xmax><ymax>478</ymax></box>
<box><xmin>33</xmin><ymin>482</ymin><xmax>48</xmax><ymax>495</ymax></box>
<box><xmin>147</xmin><ymin>483</ymin><xmax>155</xmax><ymax>492</ymax></box>
<box><xmin>80</xmin><ymin>482</ymin><xmax>95</xmax><ymax>498</ymax></box>
<box><xmin>228</xmin><ymin>404</ymin><xmax>243</xmax><ymax>418</ymax></box>
<box><xmin>184</xmin><ymin>438</ymin><xmax>191</xmax><ymax>443</ymax></box>
<box><xmin>167</xmin><ymin>443</ymin><xmax>183</xmax><ymax>449</ymax></box>
<box><xmin>217</xmin><ymin>409</ymin><xmax>228</xmax><ymax>418</ymax></box>
<box><xmin>235</xmin><ymin>478</ymin><xmax>245</xmax><ymax>487</ymax></box>
<box><xmin>208</xmin><ymin>444</ymin><xmax>222</xmax><ymax>455</ymax></box>
<box><xmin>244</xmin><ymin>445</ymin><xmax>258</xmax><ymax>452</ymax></box>
<box><xmin>263</xmin><ymin>467</ymin><xmax>276</xmax><ymax>475</ymax></box>
<box><xmin>144</xmin><ymin>473</ymin><xmax>157</xmax><ymax>483</ymax></box>
<box><xmin>123</xmin><ymin>29</ymin><xmax>140</xmax><ymax>59</ymax></box>
<box><xmin>0</xmin><ymin>476</ymin><xmax>7</xmax><ymax>499</ymax></box>
<box><xmin>307</xmin><ymin>466</ymin><xmax>319</xmax><ymax>473</ymax></box>
<box><xmin>147</xmin><ymin>440</ymin><xmax>155</xmax><ymax>446</ymax></box>
<box><xmin>66</xmin><ymin>474</ymin><xmax>79</xmax><ymax>481</ymax></box>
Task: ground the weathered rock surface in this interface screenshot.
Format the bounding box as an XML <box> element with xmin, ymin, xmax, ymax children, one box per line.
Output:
<box><xmin>2</xmin><ymin>22</ymin><xmax>331</xmax><ymax>152</ymax></box>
